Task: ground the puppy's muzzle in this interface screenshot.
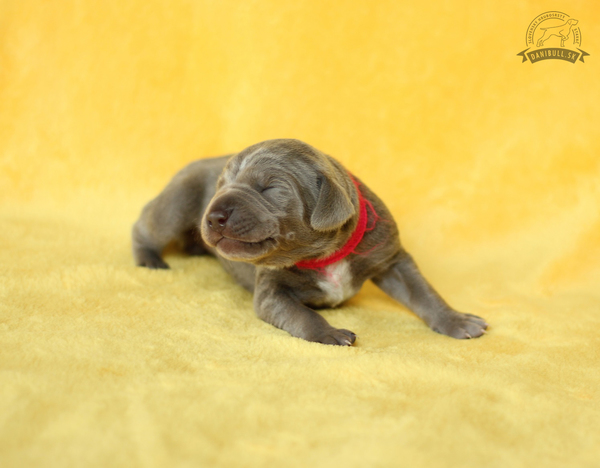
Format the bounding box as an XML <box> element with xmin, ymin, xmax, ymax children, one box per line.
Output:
<box><xmin>201</xmin><ymin>188</ymin><xmax>280</xmax><ymax>261</ymax></box>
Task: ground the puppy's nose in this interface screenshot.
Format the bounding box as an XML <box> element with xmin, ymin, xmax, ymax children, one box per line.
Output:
<box><xmin>207</xmin><ymin>209</ymin><xmax>230</xmax><ymax>233</ymax></box>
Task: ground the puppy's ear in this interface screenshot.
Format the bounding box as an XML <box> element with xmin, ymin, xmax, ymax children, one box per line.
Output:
<box><xmin>310</xmin><ymin>175</ymin><xmax>355</xmax><ymax>231</ymax></box>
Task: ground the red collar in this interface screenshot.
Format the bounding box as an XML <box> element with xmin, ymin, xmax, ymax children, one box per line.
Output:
<box><xmin>295</xmin><ymin>177</ymin><xmax>371</xmax><ymax>270</ymax></box>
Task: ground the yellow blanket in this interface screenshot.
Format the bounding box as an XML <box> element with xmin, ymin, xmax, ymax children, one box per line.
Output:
<box><xmin>1</xmin><ymin>1</ymin><xmax>599</xmax><ymax>466</ymax></box>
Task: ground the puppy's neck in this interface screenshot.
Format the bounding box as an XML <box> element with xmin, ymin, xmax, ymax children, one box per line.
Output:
<box><xmin>295</xmin><ymin>178</ymin><xmax>375</xmax><ymax>270</ymax></box>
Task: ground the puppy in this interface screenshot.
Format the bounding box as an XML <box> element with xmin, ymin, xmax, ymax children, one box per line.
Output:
<box><xmin>132</xmin><ymin>139</ymin><xmax>488</xmax><ymax>345</ymax></box>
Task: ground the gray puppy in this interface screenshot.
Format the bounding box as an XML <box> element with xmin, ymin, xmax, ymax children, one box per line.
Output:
<box><xmin>132</xmin><ymin>139</ymin><xmax>487</xmax><ymax>345</ymax></box>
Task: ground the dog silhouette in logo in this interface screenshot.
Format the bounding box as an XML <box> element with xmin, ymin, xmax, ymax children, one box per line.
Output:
<box><xmin>536</xmin><ymin>19</ymin><xmax>578</xmax><ymax>47</ymax></box>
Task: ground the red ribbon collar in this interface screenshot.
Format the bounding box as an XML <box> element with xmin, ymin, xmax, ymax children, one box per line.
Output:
<box><xmin>295</xmin><ymin>177</ymin><xmax>375</xmax><ymax>270</ymax></box>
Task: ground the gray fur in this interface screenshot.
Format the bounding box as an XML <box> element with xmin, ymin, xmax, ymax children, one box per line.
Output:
<box><xmin>132</xmin><ymin>139</ymin><xmax>488</xmax><ymax>345</ymax></box>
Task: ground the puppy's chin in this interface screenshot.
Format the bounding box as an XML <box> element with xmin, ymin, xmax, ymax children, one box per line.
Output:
<box><xmin>215</xmin><ymin>237</ymin><xmax>278</xmax><ymax>263</ymax></box>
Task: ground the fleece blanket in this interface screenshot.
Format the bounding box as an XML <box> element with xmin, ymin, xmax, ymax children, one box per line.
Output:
<box><xmin>1</xmin><ymin>1</ymin><xmax>599</xmax><ymax>467</ymax></box>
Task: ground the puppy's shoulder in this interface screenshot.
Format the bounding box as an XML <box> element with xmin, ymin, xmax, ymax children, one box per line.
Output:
<box><xmin>173</xmin><ymin>154</ymin><xmax>233</xmax><ymax>185</ymax></box>
<box><xmin>348</xmin><ymin>177</ymin><xmax>401</xmax><ymax>280</ymax></box>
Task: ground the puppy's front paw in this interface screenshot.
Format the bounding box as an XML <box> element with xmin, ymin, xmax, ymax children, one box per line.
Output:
<box><xmin>431</xmin><ymin>312</ymin><xmax>488</xmax><ymax>339</ymax></box>
<box><xmin>313</xmin><ymin>328</ymin><xmax>357</xmax><ymax>346</ymax></box>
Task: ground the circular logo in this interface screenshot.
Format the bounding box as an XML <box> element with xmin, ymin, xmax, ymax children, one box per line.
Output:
<box><xmin>517</xmin><ymin>11</ymin><xmax>589</xmax><ymax>64</ymax></box>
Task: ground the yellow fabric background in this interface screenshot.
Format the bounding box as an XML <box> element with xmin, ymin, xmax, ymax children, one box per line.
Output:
<box><xmin>1</xmin><ymin>1</ymin><xmax>599</xmax><ymax>466</ymax></box>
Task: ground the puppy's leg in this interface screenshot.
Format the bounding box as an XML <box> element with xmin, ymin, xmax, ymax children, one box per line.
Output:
<box><xmin>254</xmin><ymin>279</ymin><xmax>356</xmax><ymax>346</ymax></box>
<box><xmin>372</xmin><ymin>251</ymin><xmax>488</xmax><ymax>339</ymax></box>
<box><xmin>132</xmin><ymin>183</ymin><xmax>203</xmax><ymax>269</ymax></box>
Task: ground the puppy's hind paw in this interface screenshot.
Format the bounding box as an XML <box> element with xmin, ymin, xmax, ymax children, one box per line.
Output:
<box><xmin>136</xmin><ymin>249</ymin><xmax>170</xmax><ymax>269</ymax></box>
<box><xmin>431</xmin><ymin>312</ymin><xmax>488</xmax><ymax>339</ymax></box>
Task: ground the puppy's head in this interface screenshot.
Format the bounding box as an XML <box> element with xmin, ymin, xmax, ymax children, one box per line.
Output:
<box><xmin>200</xmin><ymin>139</ymin><xmax>359</xmax><ymax>267</ymax></box>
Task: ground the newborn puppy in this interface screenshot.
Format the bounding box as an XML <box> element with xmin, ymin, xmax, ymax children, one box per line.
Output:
<box><xmin>132</xmin><ymin>139</ymin><xmax>487</xmax><ymax>345</ymax></box>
